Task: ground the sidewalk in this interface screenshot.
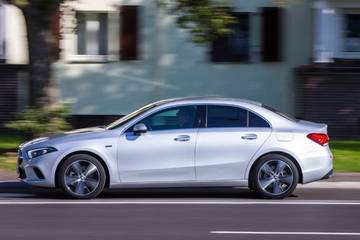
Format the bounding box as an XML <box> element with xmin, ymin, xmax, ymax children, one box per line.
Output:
<box><xmin>324</xmin><ymin>173</ymin><xmax>360</xmax><ymax>182</ymax></box>
<box><xmin>0</xmin><ymin>170</ymin><xmax>17</xmax><ymax>181</ymax></box>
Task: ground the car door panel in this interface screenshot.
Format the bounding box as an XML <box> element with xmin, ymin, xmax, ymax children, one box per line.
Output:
<box><xmin>196</xmin><ymin>128</ymin><xmax>271</xmax><ymax>181</ymax></box>
<box><xmin>117</xmin><ymin>105</ymin><xmax>199</xmax><ymax>183</ymax></box>
<box><xmin>195</xmin><ymin>105</ymin><xmax>271</xmax><ymax>181</ymax></box>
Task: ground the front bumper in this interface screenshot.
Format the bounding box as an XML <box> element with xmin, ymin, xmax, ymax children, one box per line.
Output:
<box><xmin>17</xmin><ymin>149</ymin><xmax>57</xmax><ymax>188</ymax></box>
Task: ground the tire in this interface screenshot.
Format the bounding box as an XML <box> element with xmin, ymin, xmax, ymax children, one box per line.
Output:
<box><xmin>251</xmin><ymin>154</ymin><xmax>299</xmax><ymax>199</ymax></box>
<box><xmin>58</xmin><ymin>154</ymin><xmax>106</xmax><ymax>199</ymax></box>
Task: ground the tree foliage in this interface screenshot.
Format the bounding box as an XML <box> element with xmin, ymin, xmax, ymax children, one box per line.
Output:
<box><xmin>5</xmin><ymin>104</ymin><xmax>71</xmax><ymax>138</ymax></box>
<box><xmin>158</xmin><ymin>0</ymin><xmax>235</xmax><ymax>43</ymax></box>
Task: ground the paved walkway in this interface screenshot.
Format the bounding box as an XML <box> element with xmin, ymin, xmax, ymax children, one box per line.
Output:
<box><xmin>325</xmin><ymin>172</ymin><xmax>360</xmax><ymax>182</ymax></box>
<box><xmin>0</xmin><ymin>170</ymin><xmax>17</xmax><ymax>181</ymax></box>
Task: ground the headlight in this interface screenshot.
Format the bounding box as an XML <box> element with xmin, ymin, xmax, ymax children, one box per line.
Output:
<box><xmin>27</xmin><ymin>147</ymin><xmax>57</xmax><ymax>159</ymax></box>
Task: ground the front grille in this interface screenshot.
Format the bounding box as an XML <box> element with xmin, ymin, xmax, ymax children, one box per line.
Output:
<box><xmin>17</xmin><ymin>149</ymin><xmax>23</xmax><ymax>165</ymax></box>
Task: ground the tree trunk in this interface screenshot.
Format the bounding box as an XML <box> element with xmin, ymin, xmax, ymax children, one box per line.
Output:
<box><xmin>20</xmin><ymin>1</ymin><xmax>60</xmax><ymax>108</ymax></box>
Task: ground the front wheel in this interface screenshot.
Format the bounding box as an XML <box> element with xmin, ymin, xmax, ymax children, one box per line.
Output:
<box><xmin>251</xmin><ymin>154</ymin><xmax>299</xmax><ymax>199</ymax></box>
<box><xmin>58</xmin><ymin>154</ymin><xmax>106</xmax><ymax>199</ymax></box>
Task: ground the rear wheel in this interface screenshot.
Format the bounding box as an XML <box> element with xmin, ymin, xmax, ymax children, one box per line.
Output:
<box><xmin>251</xmin><ymin>154</ymin><xmax>298</xmax><ymax>199</ymax></box>
<box><xmin>58</xmin><ymin>154</ymin><xmax>106</xmax><ymax>199</ymax></box>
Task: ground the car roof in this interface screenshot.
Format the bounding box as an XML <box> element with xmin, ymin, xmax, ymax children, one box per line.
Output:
<box><xmin>153</xmin><ymin>96</ymin><xmax>262</xmax><ymax>106</ymax></box>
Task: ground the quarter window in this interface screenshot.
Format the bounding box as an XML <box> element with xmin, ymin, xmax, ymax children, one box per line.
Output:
<box><xmin>249</xmin><ymin>112</ymin><xmax>270</xmax><ymax>128</ymax></box>
<box><xmin>207</xmin><ymin>106</ymin><xmax>247</xmax><ymax>128</ymax></box>
<box><xmin>138</xmin><ymin>106</ymin><xmax>198</xmax><ymax>131</ymax></box>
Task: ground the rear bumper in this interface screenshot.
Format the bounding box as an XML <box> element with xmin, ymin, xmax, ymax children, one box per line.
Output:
<box><xmin>301</xmin><ymin>147</ymin><xmax>333</xmax><ymax>184</ymax></box>
<box><xmin>321</xmin><ymin>169</ymin><xmax>333</xmax><ymax>180</ymax></box>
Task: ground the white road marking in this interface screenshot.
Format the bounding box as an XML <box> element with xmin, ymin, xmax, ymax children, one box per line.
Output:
<box><xmin>0</xmin><ymin>180</ymin><xmax>19</xmax><ymax>183</ymax></box>
<box><xmin>0</xmin><ymin>200</ymin><xmax>360</xmax><ymax>205</ymax></box>
<box><xmin>210</xmin><ymin>231</ymin><xmax>360</xmax><ymax>236</ymax></box>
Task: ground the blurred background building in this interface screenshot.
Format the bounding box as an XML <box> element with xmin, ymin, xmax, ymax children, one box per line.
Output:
<box><xmin>0</xmin><ymin>0</ymin><xmax>359</xmax><ymax>138</ymax></box>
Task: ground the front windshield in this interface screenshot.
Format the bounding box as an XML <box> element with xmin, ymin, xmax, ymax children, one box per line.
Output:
<box><xmin>106</xmin><ymin>103</ymin><xmax>158</xmax><ymax>130</ymax></box>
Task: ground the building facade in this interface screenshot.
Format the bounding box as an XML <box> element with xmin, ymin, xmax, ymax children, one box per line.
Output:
<box><xmin>55</xmin><ymin>0</ymin><xmax>313</xmax><ymax>116</ymax></box>
<box><xmin>300</xmin><ymin>0</ymin><xmax>360</xmax><ymax>138</ymax></box>
<box><xmin>0</xmin><ymin>0</ymin><xmax>359</xmax><ymax>138</ymax></box>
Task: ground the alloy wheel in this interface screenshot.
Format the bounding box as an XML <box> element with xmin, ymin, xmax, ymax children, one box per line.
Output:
<box><xmin>257</xmin><ymin>159</ymin><xmax>294</xmax><ymax>196</ymax></box>
<box><xmin>64</xmin><ymin>160</ymin><xmax>100</xmax><ymax>196</ymax></box>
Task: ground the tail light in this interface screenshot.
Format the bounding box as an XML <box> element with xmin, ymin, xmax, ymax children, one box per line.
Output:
<box><xmin>307</xmin><ymin>133</ymin><xmax>329</xmax><ymax>146</ymax></box>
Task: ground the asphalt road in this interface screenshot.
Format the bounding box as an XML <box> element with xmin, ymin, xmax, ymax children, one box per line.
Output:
<box><xmin>0</xmin><ymin>181</ymin><xmax>360</xmax><ymax>240</ymax></box>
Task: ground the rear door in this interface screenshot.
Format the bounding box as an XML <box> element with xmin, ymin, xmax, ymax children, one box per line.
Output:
<box><xmin>195</xmin><ymin>105</ymin><xmax>271</xmax><ymax>181</ymax></box>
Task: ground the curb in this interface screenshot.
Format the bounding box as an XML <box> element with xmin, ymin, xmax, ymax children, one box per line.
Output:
<box><xmin>299</xmin><ymin>181</ymin><xmax>360</xmax><ymax>189</ymax></box>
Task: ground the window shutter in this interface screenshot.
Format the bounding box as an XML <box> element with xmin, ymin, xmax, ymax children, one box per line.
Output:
<box><xmin>49</xmin><ymin>7</ymin><xmax>61</xmax><ymax>60</ymax></box>
<box><xmin>120</xmin><ymin>6</ymin><xmax>139</xmax><ymax>60</ymax></box>
<box><xmin>261</xmin><ymin>7</ymin><xmax>283</xmax><ymax>62</ymax></box>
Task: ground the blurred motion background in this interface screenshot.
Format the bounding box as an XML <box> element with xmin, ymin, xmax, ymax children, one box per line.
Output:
<box><xmin>0</xmin><ymin>0</ymin><xmax>359</xmax><ymax>140</ymax></box>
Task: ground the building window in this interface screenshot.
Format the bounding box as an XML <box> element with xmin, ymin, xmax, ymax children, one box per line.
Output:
<box><xmin>210</xmin><ymin>12</ymin><xmax>249</xmax><ymax>62</ymax></box>
<box><xmin>70</xmin><ymin>7</ymin><xmax>140</xmax><ymax>62</ymax></box>
<box><xmin>0</xmin><ymin>4</ymin><xmax>5</xmax><ymax>63</ymax></box>
<box><xmin>76</xmin><ymin>12</ymin><xmax>108</xmax><ymax>56</ymax></box>
<box><xmin>344</xmin><ymin>12</ymin><xmax>360</xmax><ymax>52</ymax></box>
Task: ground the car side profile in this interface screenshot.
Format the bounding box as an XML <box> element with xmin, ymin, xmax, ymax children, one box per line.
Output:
<box><xmin>17</xmin><ymin>97</ymin><xmax>333</xmax><ymax>199</ymax></box>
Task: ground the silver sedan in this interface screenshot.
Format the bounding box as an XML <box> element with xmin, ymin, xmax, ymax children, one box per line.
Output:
<box><xmin>17</xmin><ymin>97</ymin><xmax>333</xmax><ymax>199</ymax></box>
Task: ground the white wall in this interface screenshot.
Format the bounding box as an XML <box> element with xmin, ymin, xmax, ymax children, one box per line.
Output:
<box><xmin>3</xmin><ymin>3</ymin><xmax>28</xmax><ymax>64</ymax></box>
<box><xmin>56</xmin><ymin>0</ymin><xmax>313</xmax><ymax>116</ymax></box>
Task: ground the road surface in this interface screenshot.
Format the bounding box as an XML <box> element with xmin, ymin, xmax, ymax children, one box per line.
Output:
<box><xmin>0</xmin><ymin>181</ymin><xmax>359</xmax><ymax>240</ymax></box>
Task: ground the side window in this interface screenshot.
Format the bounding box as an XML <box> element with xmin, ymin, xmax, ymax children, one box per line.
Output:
<box><xmin>138</xmin><ymin>106</ymin><xmax>198</xmax><ymax>131</ymax></box>
<box><xmin>207</xmin><ymin>106</ymin><xmax>247</xmax><ymax>128</ymax></box>
<box><xmin>249</xmin><ymin>112</ymin><xmax>270</xmax><ymax>128</ymax></box>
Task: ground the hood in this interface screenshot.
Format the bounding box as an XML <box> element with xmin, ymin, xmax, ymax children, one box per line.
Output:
<box><xmin>20</xmin><ymin>126</ymin><xmax>106</xmax><ymax>148</ymax></box>
<box><xmin>63</xmin><ymin>126</ymin><xmax>105</xmax><ymax>136</ymax></box>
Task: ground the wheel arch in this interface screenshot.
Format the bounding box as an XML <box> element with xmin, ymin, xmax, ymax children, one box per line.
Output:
<box><xmin>54</xmin><ymin>150</ymin><xmax>111</xmax><ymax>188</ymax></box>
<box><xmin>248</xmin><ymin>151</ymin><xmax>304</xmax><ymax>188</ymax></box>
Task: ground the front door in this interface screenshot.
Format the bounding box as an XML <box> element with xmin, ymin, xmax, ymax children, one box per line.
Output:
<box><xmin>117</xmin><ymin>105</ymin><xmax>199</xmax><ymax>183</ymax></box>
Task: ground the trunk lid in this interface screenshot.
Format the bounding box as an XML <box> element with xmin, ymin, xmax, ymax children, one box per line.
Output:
<box><xmin>297</xmin><ymin>120</ymin><xmax>328</xmax><ymax>134</ymax></box>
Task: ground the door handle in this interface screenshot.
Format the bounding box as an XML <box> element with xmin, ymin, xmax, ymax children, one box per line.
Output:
<box><xmin>241</xmin><ymin>134</ymin><xmax>258</xmax><ymax>140</ymax></box>
<box><xmin>174</xmin><ymin>135</ymin><xmax>190</xmax><ymax>142</ymax></box>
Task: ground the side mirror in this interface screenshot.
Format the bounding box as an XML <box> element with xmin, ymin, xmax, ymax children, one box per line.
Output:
<box><xmin>133</xmin><ymin>123</ymin><xmax>147</xmax><ymax>136</ymax></box>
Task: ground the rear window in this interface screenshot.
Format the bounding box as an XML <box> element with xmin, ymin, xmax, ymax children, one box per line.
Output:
<box><xmin>262</xmin><ymin>105</ymin><xmax>298</xmax><ymax>122</ymax></box>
